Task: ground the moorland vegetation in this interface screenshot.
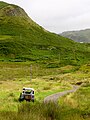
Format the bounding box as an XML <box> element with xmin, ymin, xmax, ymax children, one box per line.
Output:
<box><xmin>0</xmin><ymin>1</ymin><xmax>90</xmax><ymax>120</ymax></box>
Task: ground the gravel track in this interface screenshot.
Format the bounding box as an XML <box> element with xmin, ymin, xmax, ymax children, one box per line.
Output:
<box><xmin>44</xmin><ymin>85</ymin><xmax>79</xmax><ymax>103</ymax></box>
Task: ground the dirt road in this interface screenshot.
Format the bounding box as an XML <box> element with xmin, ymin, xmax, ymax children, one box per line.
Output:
<box><xmin>44</xmin><ymin>85</ymin><xmax>79</xmax><ymax>103</ymax></box>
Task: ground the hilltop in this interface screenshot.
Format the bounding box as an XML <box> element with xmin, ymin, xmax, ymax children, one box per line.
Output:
<box><xmin>0</xmin><ymin>1</ymin><xmax>90</xmax><ymax>66</ymax></box>
<box><xmin>60</xmin><ymin>29</ymin><xmax>90</xmax><ymax>43</ymax></box>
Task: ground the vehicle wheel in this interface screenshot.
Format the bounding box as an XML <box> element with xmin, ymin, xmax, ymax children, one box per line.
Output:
<box><xmin>19</xmin><ymin>93</ymin><xmax>24</xmax><ymax>102</ymax></box>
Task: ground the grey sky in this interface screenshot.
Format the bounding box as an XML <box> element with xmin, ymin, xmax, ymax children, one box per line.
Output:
<box><xmin>2</xmin><ymin>0</ymin><xmax>90</xmax><ymax>33</ymax></box>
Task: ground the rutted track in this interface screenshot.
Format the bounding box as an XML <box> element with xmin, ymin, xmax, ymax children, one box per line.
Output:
<box><xmin>44</xmin><ymin>85</ymin><xmax>79</xmax><ymax>103</ymax></box>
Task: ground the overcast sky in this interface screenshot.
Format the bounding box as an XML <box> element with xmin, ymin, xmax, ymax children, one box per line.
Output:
<box><xmin>2</xmin><ymin>0</ymin><xmax>90</xmax><ymax>33</ymax></box>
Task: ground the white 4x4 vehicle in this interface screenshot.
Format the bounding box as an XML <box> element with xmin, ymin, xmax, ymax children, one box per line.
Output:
<box><xmin>19</xmin><ymin>87</ymin><xmax>34</xmax><ymax>102</ymax></box>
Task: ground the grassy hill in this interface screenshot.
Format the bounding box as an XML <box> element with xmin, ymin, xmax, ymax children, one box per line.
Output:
<box><xmin>0</xmin><ymin>1</ymin><xmax>90</xmax><ymax>66</ymax></box>
<box><xmin>60</xmin><ymin>29</ymin><xmax>90</xmax><ymax>43</ymax></box>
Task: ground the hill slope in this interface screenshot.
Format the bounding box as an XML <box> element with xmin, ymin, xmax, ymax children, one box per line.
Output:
<box><xmin>60</xmin><ymin>29</ymin><xmax>90</xmax><ymax>43</ymax></box>
<box><xmin>0</xmin><ymin>1</ymin><xmax>90</xmax><ymax>66</ymax></box>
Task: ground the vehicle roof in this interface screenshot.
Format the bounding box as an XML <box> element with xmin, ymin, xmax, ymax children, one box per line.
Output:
<box><xmin>23</xmin><ymin>87</ymin><xmax>34</xmax><ymax>91</ymax></box>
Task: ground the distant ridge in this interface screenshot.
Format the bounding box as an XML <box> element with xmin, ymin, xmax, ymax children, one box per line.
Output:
<box><xmin>60</xmin><ymin>29</ymin><xmax>90</xmax><ymax>43</ymax></box>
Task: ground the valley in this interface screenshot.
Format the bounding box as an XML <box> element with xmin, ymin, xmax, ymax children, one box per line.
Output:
<box><xmin>0</xmin><ymin>62</ymin><xmax>90</xmax><ymax>120</ymax></box>
<box><xmin>0</xmin><ymin>1</ymin><xmax>90</xmax><ymax>120</ymax></box>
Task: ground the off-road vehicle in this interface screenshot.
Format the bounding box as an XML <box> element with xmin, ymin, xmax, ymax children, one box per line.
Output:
<box><xmin>19</xmin><ymin>87</ymin><xmax>34</xmax><ymax>102</ymax></box>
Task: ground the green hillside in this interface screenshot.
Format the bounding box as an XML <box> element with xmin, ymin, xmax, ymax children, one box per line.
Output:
<box><xmin>0</xmin><ymin>1</ymin><xmax>90</xmax><ymax>66</ymax></box>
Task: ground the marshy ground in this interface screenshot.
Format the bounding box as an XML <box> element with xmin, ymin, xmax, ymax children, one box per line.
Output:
<box><xmin>0</xmin><ymin>62</ymin><xmax>90</xmax><ymax>120</ymax></box>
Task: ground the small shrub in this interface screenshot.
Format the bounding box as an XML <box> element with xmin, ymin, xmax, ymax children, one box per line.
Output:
<box><xmin>82</xmin><ymin>83</ymin><xmax>90</xmax><ymax>87</ymax></box>
<box><xmin>42</xmin><ymin>102</ymin><xmax>61</xmax><ymax>120</ymax></box>
<box><xmin>8</xmin><ymin>92</ymin><xmax>15</xmax><ymax>97</ymax></box>
<box><xmin>43</xmin><ymin>86</ymin><xmax>51</xmax><ymax>90</ymax></box>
